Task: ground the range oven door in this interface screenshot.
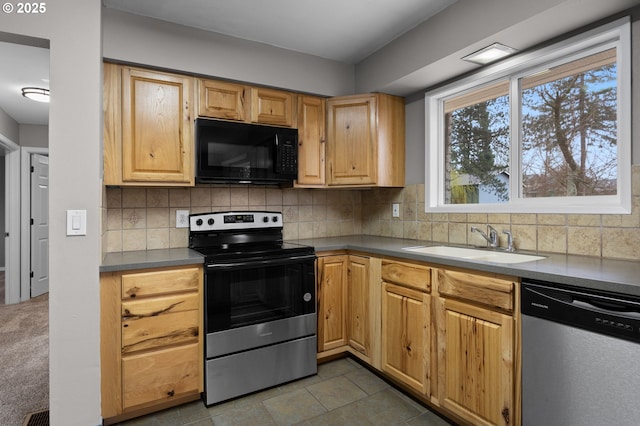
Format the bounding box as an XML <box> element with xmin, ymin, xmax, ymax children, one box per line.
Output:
<box><xmin>204</xmin><ymin>253</ymin><xmax>316</xmax><ymax>358</ymax></box>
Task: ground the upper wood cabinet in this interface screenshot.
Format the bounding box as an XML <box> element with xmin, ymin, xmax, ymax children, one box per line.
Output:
<box><xmin>103</xmin><ymin>63</ymin><xmax>194</xmax><ymax>186</ymax></box>
<box><xmin>198</xmin><ymin>79</ymin><xmax>247</xmax><ymax>121</ymax></box>
<box><xmin>250</xmin><ymin>87</ymin><xmax>295</xmax><ymax>127</ymax></box>
<box><xmin>296</xmin><ymin>95</ymin><xmax>326</xmax><ymax>186</ymax></box>
<box><xmin>197</xmin><ymin>78</ymin><xmax>296</xmax><ymax>127</ymax></box>
<box><xmin>326</xmin><ymin>93</ymin><xmax>405</xmax><ymax>187</ymax></box>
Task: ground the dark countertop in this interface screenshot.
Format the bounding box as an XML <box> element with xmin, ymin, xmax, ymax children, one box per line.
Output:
<box><xmin>100</xmin><ymin>248</ymin><xmax>204</xmax><ymax>272</ymax></box>
<box><xmin>294</xmin><ymin>235</ymin><xmax>640</xmax><ymax>297</ymax></box>
<box><xmin>99</xmin><ymin>236</ymin><xmax>640</xmax><ymax>297</ymax></box>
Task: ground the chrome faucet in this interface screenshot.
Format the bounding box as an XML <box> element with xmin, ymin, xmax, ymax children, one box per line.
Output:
<box><xmin>503</xmin><ymin>230</ymin><xmax>515</xmax><ymax>252</ymax></box>
<box><xmin>471</xmin><ymin>225</ymin><xmax>499</xmax><ymax>248</ymax></box>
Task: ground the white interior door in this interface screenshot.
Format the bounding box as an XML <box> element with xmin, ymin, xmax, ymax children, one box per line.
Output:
<box><xmin>30</xmin><ymin>153</ymin><xmax>49</xmax><ymax>298</ymax></box>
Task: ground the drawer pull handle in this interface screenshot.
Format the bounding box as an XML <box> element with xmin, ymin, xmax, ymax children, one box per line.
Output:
<box><xmin>167</xmin><ymin>390</ymin><xmax>175</xmax><ymax>397</ymax></box>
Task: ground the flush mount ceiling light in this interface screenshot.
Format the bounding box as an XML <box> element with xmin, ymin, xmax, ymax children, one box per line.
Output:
<box><xmin>21</xmin><ymin>87</ymin><xmax>50</xmax><ymax>103</ymax></box>
<box><xmin>462</xmin><ymin>43</ymin><xmax>518</xmax><ymax>65</ymax></box>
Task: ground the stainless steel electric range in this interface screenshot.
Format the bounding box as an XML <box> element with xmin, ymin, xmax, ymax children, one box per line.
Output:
<box><xmin>189</xmin><ymin>211</ymin><xmax>317</xmax><ymax>405</ymax></box>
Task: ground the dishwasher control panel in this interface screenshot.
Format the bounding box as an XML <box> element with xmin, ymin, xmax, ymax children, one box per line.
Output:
<box><xmin>522</xmin><ymin>280</ymin><xmax>640</xmax><ymax>344</ymax></box>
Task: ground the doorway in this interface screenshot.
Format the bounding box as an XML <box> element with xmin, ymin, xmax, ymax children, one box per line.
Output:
<box><xmin>0</xmin><ymin>38</ymin><xmax>50</xmax><ymax>425</ymax></box>
<box><xmin>0</xmin><ymin>40</ymin><xmax>50</xmax><ymax>304</ymax></box>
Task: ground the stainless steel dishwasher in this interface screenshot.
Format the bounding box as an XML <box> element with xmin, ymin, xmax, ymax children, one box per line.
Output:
<box><xmin>521</xmin><ymin>279</ymin><xmax>640</xmax><ymax>426</ymax></box>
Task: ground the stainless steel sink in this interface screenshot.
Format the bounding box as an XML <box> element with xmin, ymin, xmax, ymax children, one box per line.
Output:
<box><xmin>402</xmin><ymin>245</ymin><xmax>546</xmax><ymax>264</ymax></box>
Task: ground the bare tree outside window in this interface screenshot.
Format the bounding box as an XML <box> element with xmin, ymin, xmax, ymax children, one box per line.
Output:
<box><xmin>520</xmin><ymin>49</ymin><xmax>617</xmax><ymax>198</ymax></box>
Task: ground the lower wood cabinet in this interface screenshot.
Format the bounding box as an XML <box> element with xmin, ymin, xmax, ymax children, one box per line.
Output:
<box><xmin>123</xmin><ymin>343</ymin><xmax>200</xmax><ymax>409</ymax></box>
<box><xmin>317</xmin><ymin>254</ymin><xmax>348</xmax><ymax>353</ymax></box>
<box><xmin>315</xmin><ymin>252</ymin><xmax>520</xmax><ymax>426</ymax></box>
<box><xmin>381</xmin><ymin>260</ymin><xmax>431</xmax><ymax>396</ymax></box>
<box><xmin>317</xmin><ymin>253</ymin><xmax>381</xmax><ymax>366</ymax></box>
<box><xmin>435</xmin><ymin>267</ymin><xmax>517</xmax><ymax>426</ymax></box>
<box><xmin>100</xmin><ymin>264</ymin><xmax>204</xmax><ymax>424</ymax></box>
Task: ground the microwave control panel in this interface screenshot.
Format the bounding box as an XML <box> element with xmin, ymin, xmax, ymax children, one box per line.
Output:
<box><xmin>276</xmin><ymin>137</ymin><xmax>297</xmax><ymax>175</ymax></box>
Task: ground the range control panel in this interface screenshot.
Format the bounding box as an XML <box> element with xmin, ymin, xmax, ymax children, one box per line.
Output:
<box><xmin>190</xmin><ymin>211</ymin><xmax>282</xmax><ymax>232</ymax></box>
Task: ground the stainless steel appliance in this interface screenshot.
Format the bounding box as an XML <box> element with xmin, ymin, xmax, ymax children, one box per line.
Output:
<box><xmin>195</xmin><ymin>118</ymin><xmax>298</xmax><ymax>185</ymax></box>
<box><xmin>189</xmin><ymin>211</ymin><xmax>317</xmax><ymax>405</ymax></box>
<box><xmin>521</xmin><ymin>279</ymin><xmax>640</xmax><ymax>426</ymax></box>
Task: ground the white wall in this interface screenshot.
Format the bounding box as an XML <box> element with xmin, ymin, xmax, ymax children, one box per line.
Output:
<box><xmin>102</xmin><ymin>8</ymin><xmax>355</xmax><ymax>97</ymax></box>
<box><xmin>19</xmin><ymin>124</ymin><xmax>48</xmax><ymax>148</ymax></box>
<box><xmin>0</xmin><ymin>106</ymin><xmax>18</xmax><ymax>143</ymax></box>
<box><xmin>0</xmin><ymin>1</ymin><xmax>102</xmax><ymax>425</ymax></box>
<box><xmin>356</xmin><ymin>0</ymin><xmax>640</xmax><ymax>96</ymax></box>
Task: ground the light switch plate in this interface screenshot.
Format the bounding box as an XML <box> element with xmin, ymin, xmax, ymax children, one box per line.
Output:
<box><xmin>176</xmin><ymin>210</ymin><xmax>190</xmax><ymax>228</ymax></box>
<box><xmin>66</xmin><ymin>209</ymin><xmax>87</xmax><ymax>236</ymax></box>
<box><xmin>392</xmin><ymin>203</ymin><xmax>400</xmax><ymax>218</ymax></box>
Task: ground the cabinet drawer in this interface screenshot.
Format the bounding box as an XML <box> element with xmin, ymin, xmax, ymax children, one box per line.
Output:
<box><xmin>122</xmin><ymin>343</ymin><xmax>199</xmax><ymax>409</ymax></box>
<box><xmin>122</xmin><ymin>293</ymin><xmax>200</xmax><ymax>353</ymax></box>
<box><xmin>382</xmin><ymin>260</ymin><xmax>431</xmax><ymax>292</ymax></box>
<box><xmin>121</xmin><ymin>266</ymin><xmax>200</xmax><ymax>299</ymax></box>
<box><xmin>437</xmin><ymin>268</ymin><xmax>515</xmax><ymax>312</ymax></box>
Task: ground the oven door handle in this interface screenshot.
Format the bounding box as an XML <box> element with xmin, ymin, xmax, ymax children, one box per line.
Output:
<box><xmin>206</xmin><ymin>254</ymin><xmax>316</xmax><ymax>270</ymax></box>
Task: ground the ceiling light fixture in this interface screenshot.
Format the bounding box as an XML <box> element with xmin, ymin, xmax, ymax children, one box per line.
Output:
<box><xmin>21</xmin><ymin>87</ymin><xmax>50</xmax><ymax>103</ymax></box>
<box><xmin>462</xmin><ymin>43</ymin><xmax>517</xmax><ymax>65</ymax></box>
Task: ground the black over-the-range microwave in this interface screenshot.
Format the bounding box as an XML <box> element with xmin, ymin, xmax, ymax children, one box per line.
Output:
<box><xmin>195</xmin><ymin>118</ymin><xmax>298</xmax><ymax>185</ymax></box>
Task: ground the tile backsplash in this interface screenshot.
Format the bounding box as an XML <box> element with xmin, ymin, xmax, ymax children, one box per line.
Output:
<box><xmin>360</xmin><ymin>165</ymin><xmax>640</xmax><ymax>261</ymax></box>
<box><xmin>102</xmin><ymin>186</ymin><xmax>362</xmax><ymax>253</ymax></box>
<box><xmin>102</xmin><ymin>165</ymin><xmax>640</xmax><ymax>261</ymax></box>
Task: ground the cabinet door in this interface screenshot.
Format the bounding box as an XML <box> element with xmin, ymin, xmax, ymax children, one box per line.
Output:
<box><xmin>317</xmin><ymin>255</ymin><xmax>348</xmax><ymax>352</ymax></box>
<box><xmin>381</xmin><ymin>282</ymin><xmax>430</xmax><ymax>395</ymax></box>
<box><xmin>250</xmin><ymin>87</ymin><xmax>294</xmax><ymax>126</ymax></box>
<box><xmin>347</xmin><ymin>255</ymin><xmax>369</xmax><ymax>357</ymax></box>
<box><xmin>122</xmin><ymin>343</ymin><xmax>199</xmax><ymax>410</ymax></box>
<box><xmin>198</xmin><ymin>79</ymin><xmax>247</xmax><ymax>121</ymax></box>
<box><xmin>296</xmin><ymin>96</ymin><xmax>326</xmax><ymax>186</ymax></box>
<box><xmin>438</xmin><ymin>298</ymin><xmax>514</xmax><ymax>426</ymax></box>
<box><xmin>121</xmin><ymin>67</ymin><xmax>194</xmax><ymax>185</ymax></box>
<box><xmin>326</xmin><ymin>95</ymin><xmax>377</xmax><ymax>185</ymax></box>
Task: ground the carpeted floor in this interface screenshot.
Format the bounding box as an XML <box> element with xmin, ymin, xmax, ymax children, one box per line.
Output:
<box><xmin>0</xmin><ymin>278</ymin><xmax>49</xmax><ymax>426</ymax></box>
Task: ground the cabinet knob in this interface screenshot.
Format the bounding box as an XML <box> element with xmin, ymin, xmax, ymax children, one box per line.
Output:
<box><xmin>167</xmin><ymin>389</ymin><xmax>175</xmax><ymax>397</ymax></box>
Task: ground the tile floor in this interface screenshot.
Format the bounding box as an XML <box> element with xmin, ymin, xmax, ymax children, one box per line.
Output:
<box><xmin>116</xmin><ymin>357</ymin><xmax>455</xmax><ymax>426</ymax></box>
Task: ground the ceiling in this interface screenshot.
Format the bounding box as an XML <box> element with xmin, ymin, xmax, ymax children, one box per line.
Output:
<box><xmin>1</xmin><ymin>0</ymin><xmax>635</xmax><ymax>126</ymax></box>
<box><xmin>0</xmin><ymin>41</ymin><xmax>49</xmax><ymax>126</ymax></box>
<box><xmin>102</xmin><ymin>0</ymin><xmax>458</xmax><ymax>64</ymax></box>
<box><xmin>1</xmin><ymin>0</ymin><xmax>457</xmax><ymax>127</ymax></box>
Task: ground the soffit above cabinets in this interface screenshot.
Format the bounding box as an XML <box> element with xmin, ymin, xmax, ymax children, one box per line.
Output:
<box><xmin>102</xmin><ymin>0</ymin><xmax>458</xmax><ymax>64</ymax></box>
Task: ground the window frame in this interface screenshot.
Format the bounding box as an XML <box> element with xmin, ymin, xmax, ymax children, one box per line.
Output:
<box><xmin>425</xmin><ymin>17</ymin><xmax>631</xmax><ymax>214</ymax></box>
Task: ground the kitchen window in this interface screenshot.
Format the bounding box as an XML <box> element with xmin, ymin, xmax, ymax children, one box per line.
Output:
<box><xmin>425</xmin><ymin>18</ymin><xmax>631</xmax><ymax>214</ymax></box>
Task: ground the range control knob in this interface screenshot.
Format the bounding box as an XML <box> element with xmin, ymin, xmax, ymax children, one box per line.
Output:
<box><xmin>208</xmin><ymin>218</ymin><xmax>215</xmax><ymax>225</ymax></box>
<box><xmin>196</xmin><ymin>218</ymin><xmax>203</xmax><ymax>226</ymax></box>
<box><xmin>263</xmin><ymin>216</ymin><xmax>269</xmax><ymax>223</ymax></box>
<box><xmin>272</xmin><ymin>216</ymin><xmax>279</xmax><ymax>222</ymax></box>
